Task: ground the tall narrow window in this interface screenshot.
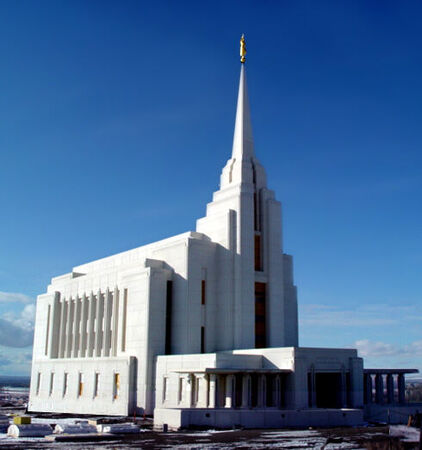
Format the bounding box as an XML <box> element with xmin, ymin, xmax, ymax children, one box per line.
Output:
<box><xmin>165</xmin><ymin>281</ymin><xmax>173</xmax><ymax>355</ymax></box>
<box><xmin>36</xmin><ymin>372</ymin><xmax>41</xmax><ymax>395</ymax></box>
<box><xmin>113</xmin><ymin>373</ymin><xmax>120</xmax><ymax>399</ymax></box>
<box><xmin>178</xmin><ymin>377</ymin><xmax>183</xmax><ymax>403</ymax></box>
<box><xmin>49</xmin><ymin>372</ymin><xmax>54</xmax><ymax>396</ymax></box>
<box><xmin>78</xmin><ymin>373</ymin><xmax>84</xmax><ymax>397</ymax></box>
<box><xmin>63</xmin><ymin>372</ymin><xmax>68</xmax><ymax>397</ymax></box>
<box><xmin>255</xmin><ymin>282</ymin><xmax>266</xmax><ymax>348</ymax></box>
<box><xmin>201</xmin><ymin>326</ymin><xmax>205</xmax><ymax>353</ymax></box>
<box><xmin>201</xmin><ymin>280</ymin><xmax>206</xmax><ymax>305</ymax></box>
<box><xmin>255</xmin><ymin>234</ymin><xmax>262</xmax><ymax>271</ymax></box>
<box><xmin>45</xmin><ymin>305</ymin><xmax>51</xmax><ymax>355</ymax></box>
<box><xmin>162</xmin><ymin>377</ymin><xmax>168</xmax><ymax>403</ymax></box>
<box><xmin>94</xmin><ymin>373</ymin><xmax>99</xmax><ymax>398</ymax></box>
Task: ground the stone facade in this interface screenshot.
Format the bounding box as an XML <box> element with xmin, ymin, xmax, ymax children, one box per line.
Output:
<box><xmin>28</xmin><ymin>56</ymin><xmax>416</xmax><ymax>426</ymax></box>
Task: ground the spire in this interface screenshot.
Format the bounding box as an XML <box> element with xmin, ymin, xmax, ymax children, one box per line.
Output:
<box><xmin>232</xmin><ymin>36</ymin><xmax>254</xmax><ymax>160</ymax></box>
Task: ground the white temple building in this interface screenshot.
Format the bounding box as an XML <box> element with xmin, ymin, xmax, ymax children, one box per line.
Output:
<box><xmin>28</xmin><ymin>38</ymin><xmax>417</xmax><ymax>428</ymax></box>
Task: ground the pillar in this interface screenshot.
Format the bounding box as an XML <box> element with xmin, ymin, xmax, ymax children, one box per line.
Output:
<box><xmin>79</xmin><ymin>294</ymin><xmax>88</xmax><ymax>357</ymax></box>
<box><xmin>117</xmin><ymin>288</ymin><xmax>126</xmax><ymax>354</ymax></box>
<box><xmin>48</xmin><ymin>292</ymin><xmax>61</xmax><ymax>358</ymax></box>
<box><xmin>364</xmin><ymin>373</ymin><xmax>373</xmax><ymax>404</ymax></box>
<box><xmin>94</xmin><ymin>290</ymin><xmax>103</xmax><ymax>357</ymax></box>
<box><xmin>71</xmin><ymin>295</ymin><xmax>81</xmax><ymax>358</ymax></box>
<box><xmin>184</xmin><ymin>374</ymin><xmax>194</xmax><ymax>408</ymax></box>
<box><xmin>398</xmin><ymin>374</ymin><xmax>406</xmax><ymax>404</ymax></box>
<box><xmin>375</xmin><ymin>374</ymin><xmax>384</xmax><ymax>404</ymax></box>
<box><xmin>196</xmin><ymin>374</ymin><xmax>208</xmax><ymax>408</ymax></box>
<box><xmin>225</xmin><ymin>374</ymin><xmax>235</xmax><ymax>408</ymax></box>
<box><xmin>209</xmin><ymin>374</ymin><xmax>217</xmax><ymax>408</ymax></box>
<box><xmin>257</xmin><ymin>374</ymin><xmax>267</xmax><ymax>408</ymax></box>
<box><xmin>386</xmin><ymin>374</ymin><xmax>394</xmax><ymax>404</ymax></box>
<box><xmin>111</xmin><ymin>287</ymin><xmax>119</xmax><ymax>356</ymax></box>
<box><xmin>309</xmin><ymin>368</ymin><xmax>316</xmax><ymax>408</ymax></box>
<box><xmin>58</xmin><ymin>298</ymin><xmax>67</xmax><ymax>358</ymax></box>
<box><xmin>87</xmin><ymin>292</ymin><xmax>96</xmax><ymax>357</ymax></box>
<box><xmin>102</xmin><ymin>288</ymin><xmax>112</xmax><ymax>357</ymax></box>
<box><xmin>66</xmin><ymin>297</ymin><xmax>74</xmax><ymax>358</ymax></box>
<box><xmin>340</xmin><ymin>368</ymin><xmax>347</xmax><ymax>408</ymax></box>
<box><xmin>241</xmin><ymin>374</ymin><xmax>251</xmax><ymax>408</ymax></box>
<box><xmin>274</xmin><ymin>375</ymin><xmax>281</xmax><ymax>408</ymax></box>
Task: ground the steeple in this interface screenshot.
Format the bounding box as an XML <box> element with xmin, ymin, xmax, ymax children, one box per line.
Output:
<box><xmin>232</xmin><ymin>64</ymin><xmax>255</xmax><ymax>160</ymax></box>
<box><xmin>220</xmin><ymin>35</ymin><xmax>266</xmax><ymax>189</ymax></box>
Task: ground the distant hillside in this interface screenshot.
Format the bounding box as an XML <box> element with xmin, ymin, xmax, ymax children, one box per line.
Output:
<box><xmin>0</xmin><ymin>376</ymin><xmax>30</xmax><ymax>388</ymax></box>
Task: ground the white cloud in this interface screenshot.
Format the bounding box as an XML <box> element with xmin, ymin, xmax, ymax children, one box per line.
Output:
<box><xmin>354</xmin><ymin>339</ymin><xmax>422</xmax><ymax>358</ymax></box>
<box><xmin>0</xmin><ymin>291</ymin><xmax>33</xmax><ymax>304</ymax></box>
<box><xmin>0</xmin><ymin>295</ymin><xmax>36</xmax><ymax>348</ymax></box>
<box><xmin>299</xmin><ymin>303</ymin><xmax>421</xmax><ymax>328</ymax></box>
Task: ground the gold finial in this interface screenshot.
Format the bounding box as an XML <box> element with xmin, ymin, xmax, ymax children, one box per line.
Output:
<box><xmin>240</xmin><ymin>34</ymin><xmax>246</xmax><ymax>63</ymax></box>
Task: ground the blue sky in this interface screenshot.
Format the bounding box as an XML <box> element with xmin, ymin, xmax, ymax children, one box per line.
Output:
<box><xmin>0</xmin><ymin>1</ymin><xmax>421</xmax><ymax>376</ymax></box>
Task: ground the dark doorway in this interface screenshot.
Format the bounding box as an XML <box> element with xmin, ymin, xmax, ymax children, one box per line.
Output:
<box><xmin>315</xmin><ymin>372</ymin><xmax>342</xmax><ymax>408</ymax></box>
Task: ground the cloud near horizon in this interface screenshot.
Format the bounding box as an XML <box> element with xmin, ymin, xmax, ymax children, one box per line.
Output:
<box><xmin>355</xmin><ymin>339</ymin><xmax>422</xmax><ymax>358</ymax></box>
<box><xmin>0</xmin><ymin>293</ymin><xmax>35</xmax><ymax>348</ymax></box>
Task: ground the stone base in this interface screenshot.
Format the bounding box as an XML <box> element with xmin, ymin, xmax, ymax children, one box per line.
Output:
<box><xmin>153</xmin><ymin>408</ymin><xmax>364</xmax><ymax>430</ymax></box>
<box><xmin>364</xmin><ymin>403</ymin><xmax>422</xmax><ymax>424</ymax></box>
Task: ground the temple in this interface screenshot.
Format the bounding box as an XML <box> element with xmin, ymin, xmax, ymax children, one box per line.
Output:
<box><xmin>28</xmin><ymin>37</ymin><xmax>417</xmax><ymax>428</ymax></box>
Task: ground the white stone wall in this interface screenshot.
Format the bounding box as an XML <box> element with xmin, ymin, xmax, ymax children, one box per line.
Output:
<box><xmin>29</xmin><ymin>357</ymin><xmax>135</xmax><ymax>416</ymax></box>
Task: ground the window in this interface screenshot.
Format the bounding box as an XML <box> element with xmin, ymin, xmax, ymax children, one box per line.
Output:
<box><xmin>255</xmin><ymin>282</ymin><xmax>266</xmax><ymax>348</ymax></box>
<box><xmin>94</xmin><ymin>373</ymin><xmax>99</xmax><ymax>398</ymax></box>
<box><xmin>63</xmin><ymin>372</ymin><xmax>68</xmax><ymax>397</ymax></box>
<box><xmin>36</xmin><ymin>372</ymin><xmax>41</xmax><ymax>395</ymax></box>
<box><xmin>113</xmin><ymin>373</ymin><xmax>120</xmax><ymax>399</ymax></box>
<box><xmin>78</xmin><ymin>373</ymin><xmax>84</xmax><ymax>397</ymax></box>
<box><xmin>201</xmin><ymin>280</ymin><xmax>206</xmax><ymax>305</ymax></box>
<box><xmin>49</xmin><ymin>372</ymin><xmax>54</xmax><ymax>396</ymax></box>
<box><xmin>165</xmin><ymin>281</ymin><xmax>172</xmax><ymax>355</ymax></box>
<box><xmin>178</xmin><ymin>377</ymin><xmax>183</xmax><ymax>403</ymax></box>
<box><xmin>162</xmin><ymin>377</ymin><xmax>168</xmax><ymax>403</ymax></box>
<box><xmin>254</xmin><ymin>234</ymin><xmax>262</xmax><ymax>271</ymax></box>
<box><xmin>201</xmin><ymin>327</ymin><xmax>205</xmax><ymax>353</ymax></box>
<box><xmin>121</xmin><ymin>290</ymin><xmax>128</xmax><ymax>352</ymax></box>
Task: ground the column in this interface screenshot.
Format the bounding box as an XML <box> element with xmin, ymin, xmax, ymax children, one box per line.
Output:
<box><xmin>66</xmin><ymin>297</ymin><xmax>74</xmax><ymax>358</ymax></box>
<box><xmin>102</xmin><ymin>288</ymin><xmax>112</xmax><ymax>357</ymax></box>
<box><xmin>309</xmin><ymin>369</ymin><xmax>316</xmax><ymax>408</ymax></box>
<box><xmin>209</xmin><ymin>374</ymin><xmax>217</xmax><ymax>408</ymax></box>
<box><xmin>79</xmin><ymin>294</ymin><xmax>88</xmax><ymax>357</ymax></box>
<box><xmin>257</xmin><ymin>374</ymin><xmax>267</xmax><ymax>408</ymax></box>
<box><xmin>364</xmin><ymin>373</ymin><xmax>373</xmax><ymax>404</ymax></box>
<box><xmin>386</xmin><ymin>374</ymin><xmax>394</xmax><ymax>404</ymax></box>
<box><xmin>183</xmin><ymin>374</ymin><xmax>194</xmax><ymax>408</ymax></box>
<box><xmin>87</xmin><ymin>292</ymin><xmax>96</xmax><ymax>357</ymax></box>
<box><xmin>375</xmin><ymin>374</ymin><xmax>384</xmax><ymax>404</ymax></box>
<box><xmin>241</xmin><ymin>374</ymin><xmax>251</xmax><ymax>408</ymax></box>
<box><xmin>71</xmin><ymin>295</ymin><xmax>81</xmax><ymax>358</ymax></box>
<box><xmin>111</xmin><ymin>287</ymin><xmax>119</xmax><ymax>356</ymax></box>
<box><xmin>196</xmin><ymin>374</ymin><xmax>209</xmax><ymax>408</ymax></box>
<box><xmin>48</xmin><ymin>292</ymin><xmax>61</xmax><ymax>358</ymax></box>
<box><xmin>225</xmin><ymin>374</ymin><xmax>235</xmax><ymax>408</ymax></box>
<box><xmin>58</xmin><ymin>298</ymin><xmax>67</xmax><ymax>358</ymax></box>
<box><xmin>273</xmin><ymin>375</ymin><xmax>281</xmax><ymax>408</ymax></box>
<box><xmin>340</xmin><ymin>368</ymin><xmax>347</xmax><ymax>408</ymax></box>
<box><xmin>117</xmin><ymin>288</ymin><xmax>126</xmax><ymax>354</ymax></box>
<box><xmin>95</xmin><ymin>289</ymin><xmax>103</xmax><ymax>357</ymax></box>
<box><xmin>398</xmin><ymin>374</ymin><xmax>406</xmax><ymax>404</ymax></box>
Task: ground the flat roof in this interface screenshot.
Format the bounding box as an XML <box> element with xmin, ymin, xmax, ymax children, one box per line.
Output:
<box><xmin>364</xmin><ymin>369</ymin><xmax>419</xmax><ymax>374</ymax></box>
<box><xmin>173</xmin><ymin>368</ymin><xmax>293</xmax><ymax>374</ymax></box>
